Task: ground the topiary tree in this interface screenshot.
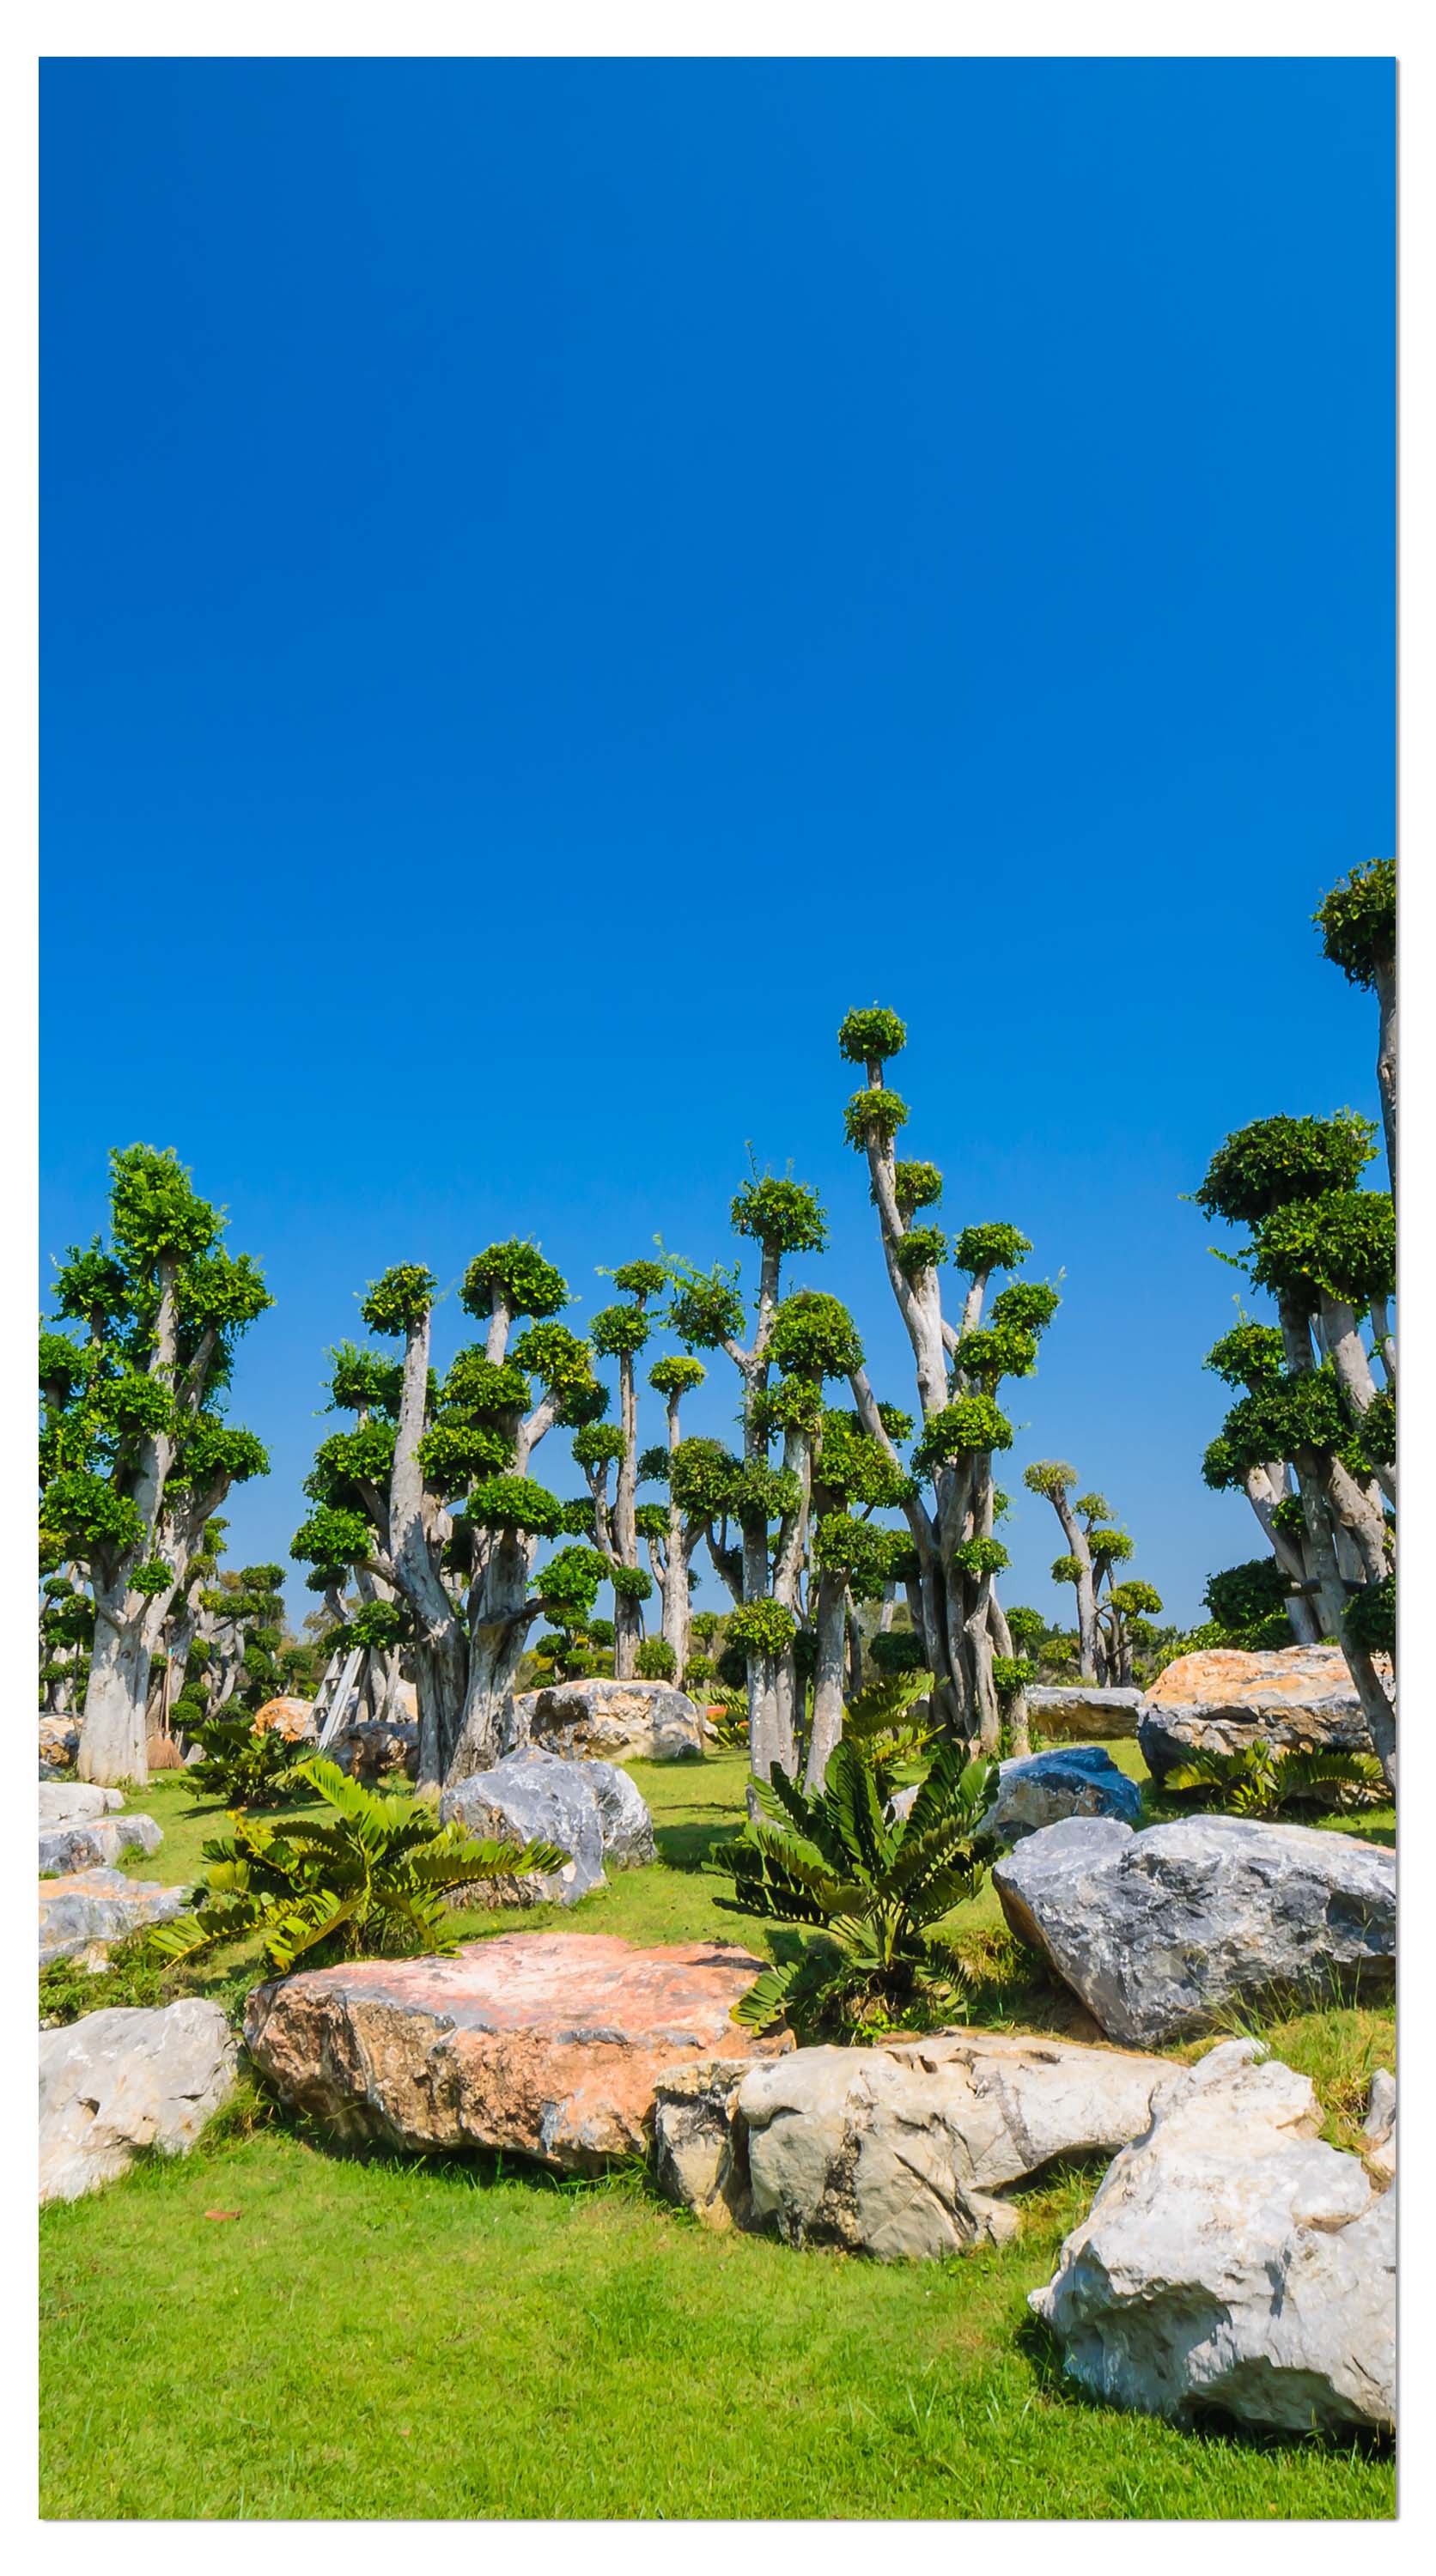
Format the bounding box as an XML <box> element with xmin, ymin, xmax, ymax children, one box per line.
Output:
<box><xmin>665</xmin><ymin>1170</ymin><xmax>829</xmax><ymax>1783</ymax></box>
<box><xmin>1316</xmin><ymin>857</ymin><xmax>1395</xmax><ymax>1185</ymax></box>
<box><xmin>643</xmin><ymin>1351</ymin><xmax>708</xmax><ymax>1678</ymax></box>
<box><xmin>586</xmin><ymin>1260</ymin><xmax>669</xmax><ymax>1677</ymax></box>
<box><xmin>804</xmin><ymin>1404</ymin><xmax>915</xmax><ymax>1788</ymax></box>
<box><xmin>1020</xmin><ymin>1463</ymin><xmax>1099</xmax><ymax>1679</ymax></box>
<box><xmin>837</xmin><ymin>1007</ymin><xmax>1058</xmax><ymax>1751</ymax></box>
<box><xmin>1196</xmin><ymin>1074</ymin><xmax>1396</xmax><ymax>1787</ymax></box>
<box><xmin>40</xmin><ymin>1146</ymin><xmax>271</xmax><ymax>1784</ymax></box>
<box><xmin>1200</xmin><ymin>1322</ymin><xmax>1322</xmax><ymax>1643</ymax></box>
<box><xmin>294</xmin><ymin>1242</ymin><xmax>602</xmax><ymax>1789</ymax></box>
<box><xmin>1022</xmin><ymin>1470</ymin><xmax>1158</xmax><ymax>1686</ymax></box>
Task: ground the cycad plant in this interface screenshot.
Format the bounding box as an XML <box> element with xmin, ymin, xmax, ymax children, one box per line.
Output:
<box><xmin>179</xmin><ymin>1710</ymin><xmax>308</xmax><ymax>1811</ymax></box>
<box><xmin>148</xmin><ymin>1756</ymin><xmax>568</xmax><ymax>1972</ymax></box>
<box><xmin>713</xmin><ymin>1736</ymin><xmax>999</xmax><ymax>2037</ymax></box>
<box><xmin>1165</xmin><ymin>1741</ymin><xmax>1385</xmax><ymax>1819</ymax></box>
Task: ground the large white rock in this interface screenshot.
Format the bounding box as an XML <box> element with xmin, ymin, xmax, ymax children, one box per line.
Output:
<box><xmin>39</xmin><ymin>1814</ymin><xmax>163</xmax><ymax>1875</ymax></box>
<box><xmin>1031</xmin><ymin>2039</ymin><xmax>1396</xmax><ymax>2435</ymax></box>
<box><xmin>39</xmin><ymin>1999</ymin><xmax>238</xmax><ymax>2204</ymax></box>
<box><xmin>656</xmin><ymin>2028</ymin><xmax>1183</xmax><ymax>2258</ymax></box>
<box><xmin>511</xmin><ymin>1676</ymin><xmax>707</xmax><ymax>1763</ymax></box>
<box><xmin>39</xmin><ymin>1782</ymin><xmax>124</xmax><ymax>1826</ymax></box>
<box><xmin>993</xmin><ymin>1812</ymin><xmax>1395</xmax><ymax>2045</ymax></box>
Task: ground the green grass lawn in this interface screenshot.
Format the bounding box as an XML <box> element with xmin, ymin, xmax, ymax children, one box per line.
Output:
<box><xmin>40</xmin><ymin>1742</ymin><xmax>1396</xmax><ymax>2522</ymax></box>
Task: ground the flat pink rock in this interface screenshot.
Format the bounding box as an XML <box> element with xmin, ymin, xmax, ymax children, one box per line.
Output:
<box><xmin>244</xmin><ymin>1932</ymin><xmax>789</xmax><ymax>2172</ymax></box>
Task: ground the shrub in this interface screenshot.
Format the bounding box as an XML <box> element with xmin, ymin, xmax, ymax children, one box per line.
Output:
<box><xmin>712</xmin><ymin>1736</ymin><xmax>998</xmax><ymax>2038</ymax></box>
<box><xmin>180</xmin><ymin>1711</ymin><xmax>309</xmax><ymax>1811</ymax></box>
<box><xmin>148</xmin><ymin>1758</ymin><xmax>569</xmax><ymax>1973</ymax></box>
<box><xmin>636</xmin><ymin>1637</ymin><xmax>678</xmax><ymax>1681</ymax></box>
<box><xmin>1163</xmin><ymin>1743</ymin><xmax>1385</xmax><ymax>1819</ymax></box>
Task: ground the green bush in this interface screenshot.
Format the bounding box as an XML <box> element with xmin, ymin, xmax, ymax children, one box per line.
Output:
<box><xmin>1164</xmin><ymin>1742</ymin><xmax>1385</xmax><ymax>1819</ymax></box>
<box><xmin>636</xmin><ymin>1637</ymin><xmax>678</xmax><ymax>1681</ymax></box>
<box><xmin>180</xmin><ymin>1711</ymin><xmax>309</xmax><ymax>1811</ymax></box>
<box><xmin>149</xmin><ymin>1758</ymin><xmax>569</xmax><ymax>1974</ymax></box>
<box><xmin>713</xmin><ymin>1736</ymin><xmax>998</xmax><ymax>2039</ymax></box>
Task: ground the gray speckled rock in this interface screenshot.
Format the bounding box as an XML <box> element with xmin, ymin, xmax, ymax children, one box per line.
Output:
<box><xmin>39</xmin><ymin>1813</ymin><xmax>163</xmax><ymax>1875</ymax></box>
<box><xmin>440</xmin><ymin>1751</ymin><xmax>605</xmax><ymax>1906</ymax></box>
<box><xmin>1027</xmin><ymin>1686</ymin><xmax>1142</xmax><ymax>1741</ymax></box>
<box><xmin>39</xmin><ymin>1782</ymin><xmax>124</xmax><ymax>1826</ymax></box>
<box><xmin>1031</xmin><ymin>2038</ymin><xmax>1396</xmax><ymax>2435</ymax></box>
<box><xmin>488</xmin><ymin>1745</ymin><xmax>655</xmax><ymax>1868</ymax></box>
<box><xmin>994</xmin><ymin>1814</ymin><xmax>1395</xmax><ymax>2045</ymax></box>
<box><xmin>40</xmin><ymin>1999</ymin><xmax>238</xmax><ymax>2205</ymax></box>
<box><xmin>39</xmin><ymin>1868</ymin><xmax>189</xmax><ymax>1968</ymax></box>
<box><xmin>984</xmin><ymin>1746</ymin><xmax>1144</xmax><ymax>1844</ymax></box>
<box><xmin>512</xmin><ymin>1676</ymin><xmax>707</xmax><ymax>1763</ymax></box>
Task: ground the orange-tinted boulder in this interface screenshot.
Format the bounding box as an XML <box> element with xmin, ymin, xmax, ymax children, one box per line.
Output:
<box><xmin>244</xmin><ymin>1932</ymin><xmax>790</xmax><ymax>2172</ymax></box>
<box><xmin>252</xmin><ymin>1697</ymin><xmax>318</xmax><ymax>1742</ymax></box>
<box><xmin>1138</xmin><ymin>1643</ymin><xmax>1389</xmax><ymax>1779</ymax></box>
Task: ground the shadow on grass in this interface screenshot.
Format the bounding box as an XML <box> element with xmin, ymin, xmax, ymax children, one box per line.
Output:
<box><xmin>1012</xmin><ymin>2310</ymin><xmax>1393</xmax><ymax>2458</ymax></box>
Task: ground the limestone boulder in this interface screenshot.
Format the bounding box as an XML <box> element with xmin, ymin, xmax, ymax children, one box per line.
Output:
<box><xmin>1138</xmin><ymin>1643</ymin><xmax>1389</xmax><ymax>1782</ymax></box>
<box><xmin>40</xmin><ymin>1813</ymin><xmax>163</xmax><ymax>1876</ymax></box>
<box><xmin>328</xmin><ymin>1718</ymin><xmax>419</xmax><ymax>1780</ymax></box>
<box><xmin>243</xmin><ymin>1932</ymin><xmax>790</xmax><ymax>2172</ymax></box>
<box><xmin>717</xmin><ymin>2029</ymin><xmax>1185</xmax><ymax>2259</ymax></box>
<box><xmin>40</xmin><ymin>1868</ymin><xmax>189</xmax><ymax>1969</ymax></box>
<box><xmin>39</xmin><ymin>1782</ymin><xmax>124</xmax><ymax>1826</ymax></box>
<box><xmin>1362</xmin><ymin>2069</ymin><xmax>1396</xmax><ymax>2182</ymax></box>
<box><xmin>569</xmin><ymin>1753</ymin><xmax>656</xmax><ymax>1868</ymax></box>
<box><xmin>1027</xmin><ymin>1686</ymin><xmax>1141</xmax><ymax>1742</ymax></box>
<box><xmin>38</xmin><ymin>1717</ymin><xmax>80</xmax><ymax>1767</ymax></box>
<box><xmin>1031</xmin><ymin>2038</ymin><xmax>1395</xmax><ymax>2435</ymax></box>
<box><xmin>994</xmin><ymin>1813</ymin><xmax>1395</xmax><ymax>2045</ymax></box>
<box><xmin>440</xmin><ymin>1750</ymin><xmax>605</xmax><ymax>1905</ymax></box>
<box><xmin>39</xmin><ymin>1998</ymin><xmax>238</xmax><ymax>2205</ymax></box>
<box><xmin>253</xmin><ymin>1696</ymin><xmax>318</xmax><ymax>1742</ymax></box>
<box><xmin>513</xmin><ymin>1675</ymin><xmax>707</xmax><ymax>1764</ymax></box>
<box><xmin>983</xmin><ymin>1746</ymin><xmax>1144</xmax><ymax>1844</ymax></box>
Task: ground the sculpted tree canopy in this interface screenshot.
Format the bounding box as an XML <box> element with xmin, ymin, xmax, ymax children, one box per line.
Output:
<box><xmin>40</xmin><ymin>1145</ymin><xmax>271</xmax><ymax>1785</ymax></box>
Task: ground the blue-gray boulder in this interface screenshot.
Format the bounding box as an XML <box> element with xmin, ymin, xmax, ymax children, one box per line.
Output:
<box><xmin>984</xmin><ymin>1746</ymin><xmax>1144</xmax><ymax>1845</ymax></box>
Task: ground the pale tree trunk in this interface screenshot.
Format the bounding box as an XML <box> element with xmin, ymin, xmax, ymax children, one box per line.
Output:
<box><xmin>1241</xmin><ymin>1465</ymin><xmax>1322</xmax><ymax>1644</ymax></box>
<box><xmin>448</xmin><ymin>1530</ymin><xmax>539</xmax><ymax>1783</ymax></box>
<box><xmin>661</xmin><ymin>1388</ymin><xmax>691</xmax><ymax>1680</ymax></box>
<box><xmin>988</xmin><ymin>1590</ymin><xmax>1030</xmax><ymax>1756</ymax></box>
<box><xmin>78</xmin><ymin>1589</ymin><xmax>152</xmax><ymax>1784</ymax></box>
<box><xmin>1375</xmin><ymin>956</ymin><xmax>1396</xmax><ymax>1193</ymax></box>
<box><xmin>388</xmin><ymin>1306</ymin><xmax>468</xmax><ymax>1789</ymax></box>
<box><xmin>613</xmin><ymin>1349</ymin><xmax>641</xmax><ymax>1680</ymax></box>
<box><xmin>804</xmin><ymin>1571</ymin><xmax>848</xmax><ymax>1792</ymax></box>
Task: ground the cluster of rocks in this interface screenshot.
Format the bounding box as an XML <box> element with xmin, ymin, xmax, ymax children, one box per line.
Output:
<box><xmin>38</xmin><ymin>1781</ymin><xmax>187</xmax><ymax>1968</ymax></box>
<box><xmin>1026</xmin><ymin>1685</ymin><xmax>1141</xmax><ymax>1741</ymax></box>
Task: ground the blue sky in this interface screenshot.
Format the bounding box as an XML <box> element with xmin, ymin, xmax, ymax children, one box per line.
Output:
<box><xmin>40</xmin><ymin>58</ymin><xmax>1395</xmax><ymax>1628</ymax></box>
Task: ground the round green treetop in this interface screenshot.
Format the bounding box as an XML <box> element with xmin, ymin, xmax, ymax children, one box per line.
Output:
<box><xmin>362</xmin><ymin>1264</ymin><xmax>438</xmax><ymax>1338</ymax></box>
<box><xmin>727</xmin><ymin>1597</ymin><xmax>797</xmax><ymax>1659</ymax></box>
<box><xmin>648</xmin><ymin>1352</ymin><xmax>706</xmax><ymax>1398</ymax></box>
<box><xmin>730</xmin><ymin>1175</ymin><xmax>828</xmax><ymax>1255</ymax></box>
<box><xmin>1204</xmin><ymin>1322</ymin><xmax>1287</xmax><ymax>1390</ymax></box>
<box><xmin>326</xmin><ymin>1342</ymin><xmax>402</xmax><ymax>1416</ymax></box>
<box><xmin>1315</xmin><ymin>857</ymin><xmax>1395</xmax><ymax>987</ymax></box>
<box><xmin>911</xmin><ymin>1394</ymin><xmax>1013</xmax><ymax>1471</ymax></box>
<box><xmin>1196</xmin><ymin>1112</ymin><xmax>1376</xmax><ymax>1224</ymax></box>
<box><xmin>891</xmin><ymin>1159</ymin><xmax>943</xmax><ymax>1215</ymax></box>
<box><xmin>952</xmin><ymin>1535</ymin><xmax>1009</xmax><ymax>1578</ymax></box>
<box><xmin>442</xmin><ymin>1352</ymin><xmax>532</xmax><ymax>1415</ymax></box>
<box><xmin>990</xmin><ymin>1280</ymin><xmax>1060</xmax><ymax>1336</ymax></box>
<box><xmin>572</xmin><ymin>1422</ymin><xmax>626</xmax><ymax>1473</ymax></box>
<box><xmin>953</xmin><ymin>1222</ymin><xmax>1031</xmax><ymax>1276</ymax></box>
<box><xmin>669</xmin><ymin>1438</ymin><xmax>741</xmax><ymax>1519</ymax></box>
<box><xmin>1022</xmin><ymin>1458</ymin><xmax>1076</xmax><ymax>1499</ymax></box>
<box><xmin>837</xmin><ymin>1003</ymin><xmax>908</xmax><ymax>1067</ymax></box>
<box><xmin>769</xmin><ymin>1288</ymin><xmax>864</xmax><ymax>1382</ymax></box>
<box><xmin>893</xmin><ymin>1225</ymin><xmax>948</xmax><ymax>1279</ymax></box>
<box><xmin>591</xmin><ymin>1302</ymin><xmax>654</xmax><ymax>1359</ymax></box>
<box><xmin>465</xmin><ymin>1474</ymin><xmax>565</xmax><ymax>1538</ymax></box>
<box><xmin>109</xmin><ymin>1144</ymin><xmax>221</xmax><ymax>1273</ymax></box>
<box><xmin>1251</xmin><ymin>1189</ymin><xmax>1394</xmax><ymax>1309</ymax></box>
<box><xmin>1218</xmin><ymin>1368</ymin><xmax>1350</xmax><ymax>1476</ymax></box>
<box><xmin>843</xmin><ymin>1086</ymin><xmax>910</xmax><ymax>1151</ymax></box>
<box><xmin>611</xmin><ymin>1259</ymin><xmax>670</xmax><ymax>1302</ymax></box>
<box><xmin>955</xmin><ymin>1323</ymin><xmax>1037</xmax><ymax>1386</ymax></box>
<box><xmin>666</xmin><ymin>1270</ymin><xmax>746</xmax><ymax>1352</ymax></box>
<box><xmin>462</xmin><ymin>1241</ymin><xmax>568</xmax><ymax>1321</ymax></box>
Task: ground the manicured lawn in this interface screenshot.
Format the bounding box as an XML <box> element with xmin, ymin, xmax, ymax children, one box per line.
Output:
<box><xmin>41</xmin><ymin>1742</ymin><xmax>1395</xmax><ymax>2521</ymax></box>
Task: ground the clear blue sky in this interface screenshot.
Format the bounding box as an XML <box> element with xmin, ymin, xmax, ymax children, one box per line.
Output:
<box><xmin>40</xmin><ymin>58</ymin><xmax>1394</xmax><ymax>1630</ymax></box>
